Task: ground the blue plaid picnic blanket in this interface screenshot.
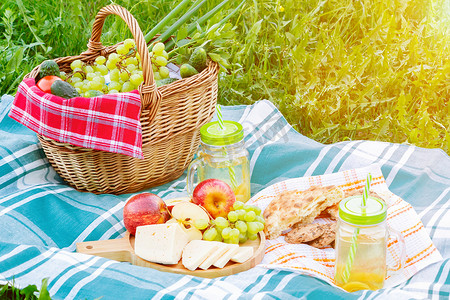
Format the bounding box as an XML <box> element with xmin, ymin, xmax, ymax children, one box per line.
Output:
<box><xmin>1</xmin><ymin>94</ymin><xmax>449</xmax><ymax>299</ymax></box>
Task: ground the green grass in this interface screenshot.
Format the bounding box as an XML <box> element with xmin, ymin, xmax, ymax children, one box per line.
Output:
<box><xmin>1</xmin><ymin>0</ymin><xmax>449</xmax><ymax>153</ymax></box>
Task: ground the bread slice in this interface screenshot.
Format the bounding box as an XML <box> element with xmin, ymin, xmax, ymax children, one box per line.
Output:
<box><xmin>263</xmin><ymin>185</ymin><xmax>344</xmax><ymax>240</ymax></box>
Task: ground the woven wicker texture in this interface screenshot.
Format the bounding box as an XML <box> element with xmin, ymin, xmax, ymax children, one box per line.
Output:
<box><xmin>27</xmin><ymin>5</ymin><xmax>219</xmax><ymax>194</ymax></box>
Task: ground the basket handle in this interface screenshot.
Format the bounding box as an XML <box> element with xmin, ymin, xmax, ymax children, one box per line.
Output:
<box><xmin>87</xmin><ymin>5</ymin><xmax>162</xmax><ymax>121</ymax></box>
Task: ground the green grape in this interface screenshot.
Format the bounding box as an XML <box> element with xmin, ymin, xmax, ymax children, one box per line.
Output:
<box><xmin>221</xmin><ymin>227</ymin><xmax>232</xmax><ymax>239</ymax></box>
<box><xmin>223</xmin><ymin>238</ymin><xmax>231</xmax><ymax>244</ymax></box>
<box><xmin>127</xmin><ymin>64</ymin><xmax>137</xmax><ymax>73</ymax></box>
<box><xmin>203</xmin><ymin>227</ymin><xmax>217</xmax><ymax>241</ymax></box>
<box><xmin>243</xmin><ymin>205</ymin><xmax>254</xmax><ymax>212</ymax></box>
<box><xmin>229</xmin><ymin>236</ymin><xmax>240</xmax><ymax>244</ymax></box>
<box><xmin>214</xmin><ymin>234</ymin><xmax>223</xmax><ymax>242</ymax></box>
<box><xmin>106</xmin><ymin>60</ymin><xmax>116</xmax><ymax>70</ymax></box>
<box><xmin>123</xmin><ymin>38</ymin><xmax>135</xmax><ymax>50</ymax></box>
<box><xmin>193</xmin><ymin>219</ymin><xmax>209</xmax><ymax>230</ymax></box>
<box><xmin>86</xmin><ymin>73</ymin><xmax>96</xmax><ymax>81</ymax></box>
<box><xmin>59</xmin><ymin>72</ymin><xmax>67</xmax><ymax>80</ymax></box>
<box><xmin>230</xmin><ymin>228</ymin><xmax>240</xmax><ymax>239</ymax></box>
<box><xmin>121</xmin><ymin>81</ymin><xmax>134</xmax><ymax>92</ymax></box>
<box><xmin>95</xmin><ymin>56</ymin><xmax>106</xmax><ymax>65</ymax></box>
<box><xmin>233</xmin><ymin>201</ymin><xmax>245</xmax><ymax>210</ymax></box>
<box><xmin>214</xmin><ymin>226</ymin><xmax>223</xmax><ymax>235</ymax></box>
<box><xmin>155</xmin><ymin>56</ymin><xmax>167</xmax><ymax>67</ymax></box>
<box><xmin>110</xmin><ymin>69</ymin><xmax>120</xmax><ymax>82</ymax></box>
<box><xmin>96</xmin><ymin>64</ymin><xmax>109</xmax><ymax>76</ymax></box>
<box><xmin>255</xmin><ymin>215</ymin><xmax>265</xmax><ymax>225</ymax></box>
<box><xmin>255</xmin><ymin>222</ymin><xmax>265</xmax><ymax>232</ymax></box>
<box><xmin>247</xmin><ymin>222</ymin><xmax>259</xmax><ymax>234</ymax></box>
<box><xmin>154</xmin><ymin>71</ymin><xmax>161</xmax><ymax>81</ymax></box>
<box><xmin>248</xmin><ymin>233</ymin><xmax>258</xmax><ymax>240</ymax></box>
<box><xmin>93</xmin><ymin>76</ymin><xmax>105</xmax><ymax>84</ymax></box>
<box><xmin>152</xmin><ymin>64</ymin><xmax>158</xmax><ymax>72</ymax></box>
<box><xmin>152</xmin><ymin>42</ymin><xmax>165</xmax><ymax>55</ymax></box>
<box><xmin>89</xmin><ymin>81</ymin><xmax>103</xmax><ymax>91</ymax></box>
<box><xmin>215</xmin><ymin>217</ymin><xmax>229</xmax><ymax>229</ymax></box>
<box><xmin>108</xmin><ymin>89</ymin><xmax>119</xmax><ymax>94</ymax></box>
<box><xmin>235</xmin><ymin>221</ymin><xmax>247</xmax><ymax>233</ymax></box>
<box><xmin>116</xmin><ymin>44</ymin><xmax>128</xmax><ymax>55</ymax></box>
<box><xmin>70</xmin><ymin>76</ymin><xmax>82</xmax><ymax>84</ymax></box>
<box><xmin>227</xmin><ymin>211</ymin><xmax>238</xmax><ymax>223</ymax></box>
<box><xmin>108</xmin><ymin>53</ymin><xmax>120</xmax><ymax>63</ymax></box>
<box><xmin>236</xmin><ymin>209</ymin><xmax>246</xmax><ymax>221</ymax></box>
<box><xmin>130</xmin><ymin>74</ymin><xmax>143</xmax><ymax>86</ymax></box>
<box><xmin>83</xmin><ymin>65</ymin><xmax>94</xmax><ymax>74</ymax></box>
<box><xmin>75</xmin><ymin>87</ymin><xmax>81</xmax><ymax>94</ymax></box>
<box><xmin>161</xmin><ymin>50</ymin><xmax>169</xmax><ymax>60</ymax></box>
<box><xmin>136</xmin><ymin>52</ymin><xmax>141</xmax><ymax>61</ymax></box>
<box><xmin>253</xmin><ymin>206</ymin><xmax>262</xmax><ymax>215</ymax></box>
<box><xmin>159</xmin><ymin>66</ymin><xmax>170</xmax><ymax>79</ymax></box>
<box><xmin>125</xmin><ymin>57</ymin><xmax>138</xmax><ymax>66</ymax></box>
<box><xmin>70</xmin><ymin>59</ymin><xmax>83</xmax><ymax>70</ymax></box>
<box><xmin>239</xmin><ymin>233</ymin><xmax>248</xmax><ymax>244</ymax></box>
<box><xmin>119</xmin><ymin>71</ymin><xmax>130</xmax><ymax>82</ymax></box>
<box><xmin>74</xmin><ymin>82</ymin><xmax>84</xmax><ymax>89</ymax></box>
<box><xmin>244</xmin><ymin>211</ymin><xmax>256</xmax><ymax>222</ymax></box>
<box><xmin>108</xmin><ymin>81</ymin><xmax>122</xmax><ymax>92</ymax></box>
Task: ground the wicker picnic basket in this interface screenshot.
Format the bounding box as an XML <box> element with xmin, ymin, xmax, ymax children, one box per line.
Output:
<box><xmin>25</xmin><ymin>5</ymin><xmax>219</xmax><ymax>195</ymax></box>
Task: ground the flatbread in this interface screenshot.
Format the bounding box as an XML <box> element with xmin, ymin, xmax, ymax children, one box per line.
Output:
<box><xmin>263</xmin><ymin>186</ymin><xmax>345</xmax><ymax>240</ymax></box>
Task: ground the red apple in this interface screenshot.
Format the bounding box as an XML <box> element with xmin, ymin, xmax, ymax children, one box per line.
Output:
<box><xmin>192</xmin><ymin>179</ymin><xmax>236</xmax><ymax>219</ymax></box>
<box><xmin>123</xmin><ymin>193</ymin><xmax>170</xmax><ymax>235</ymax></box>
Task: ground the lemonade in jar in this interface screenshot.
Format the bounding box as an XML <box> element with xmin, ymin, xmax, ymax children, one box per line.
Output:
<box><xmin>187</xmin><ymin>120</ymin><xmax>251</xmax><ymax>202</ymax></box>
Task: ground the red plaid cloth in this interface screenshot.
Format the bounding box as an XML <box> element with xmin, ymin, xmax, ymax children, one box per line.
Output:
<box><xmin>9</xmin><ymin>78</ymin><xmax>144</xmax><ymax>159</ymax></box>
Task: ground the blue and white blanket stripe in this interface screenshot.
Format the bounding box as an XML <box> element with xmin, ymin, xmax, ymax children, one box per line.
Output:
<box><xmin>1</xmin><ymin>94</ymin><xmax>449</xmax><ymax>299</ymax></box>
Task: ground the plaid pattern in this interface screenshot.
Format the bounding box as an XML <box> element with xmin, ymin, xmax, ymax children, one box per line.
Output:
<box><xmin>8</xmin><ymin>78</ymin><xmax>144</xmax><ymax>159</ymax></box>
<box><xmin>248</xmin><ymin>166</ymin><xmax>442</xmax><ymax>289</ymax></box>
<box><xmin>1</xmin><ymin>95</ymin><xmax>450</xmax><ymax>299</ymax></box>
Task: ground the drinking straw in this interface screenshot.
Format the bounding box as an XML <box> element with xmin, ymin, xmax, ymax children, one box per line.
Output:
<box><xmin>216</xmin><ymin>105</ymin><xmax>238</xmax><ymax>190</ymax></box>
<box><xmin>341</xmin><ymin>173</ymin><xmax>372</xmax><ymax>283</ymax></box>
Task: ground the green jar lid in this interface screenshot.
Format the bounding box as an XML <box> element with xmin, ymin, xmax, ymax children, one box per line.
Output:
<box><xmin>200</xmin><ymin>121</ymin><xmax>244</xmax><ymax>146</ymax></box>
<box><xmin>339</xmin><ymin>195</ymin><xmax>387</xmax><ymax>226</ymax></box>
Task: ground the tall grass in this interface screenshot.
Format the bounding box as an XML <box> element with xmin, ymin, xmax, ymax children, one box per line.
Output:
<box><xmin>1</xmin><ymin>0</ymin><xmax>449</xmax><ymax>153</ymax></box>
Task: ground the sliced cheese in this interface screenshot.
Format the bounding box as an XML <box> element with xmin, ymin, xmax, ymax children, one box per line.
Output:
<box><xmin>134</xmin><ymin>223</ymin><xmax>189</xmax><ymax>265</ymax></box>
<box><xmin>198</xmin><ymin>242</ymin><xmax>229</xmax><ymax>270</ymax></box>
<box><xmin>230</xmin><ymin>246</ymin><xmax>254</xmax><ymax>263</ymax></box>
<box><xmin>213</xmin><ymin>244</ymin><xmax>240</xmax><ymax>269</ymax></box>
<box><xmin>182</xmin><ymin>240</ymin><xmax>219</xmax><ymax>271</ymax></box>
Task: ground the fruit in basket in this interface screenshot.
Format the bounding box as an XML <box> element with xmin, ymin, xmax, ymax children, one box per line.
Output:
<box><xmin>37</xmin><ymin>60</ymin><xmax>60</xmax><ymax>81</ymax></box>
<box><xmin>189</xmin><ymin>47</ymin><xmax>208</xmax><ymax>73</ymax></box>
<box><xmin>84</xmin><ymin>90</ymin><xmax>104</xmax><ymax>97</ymax></box>
<box><xmin>192</xmin><ymin>179</ymin><xmax>236</xmax><ymax>219</ymax></box>
<box><xmin>180</xmin><ymin>64</ymin><xmax>199</xmax><ymax>79</ymax></box>
<box><xmin>37</xmin><ymin>75</ymin><xmax>62</xmax><ymax>93</ymax></box>
<box><xmin>50</xmin><ymin>80</ymin><xmax>80</xmax><ymax>99</ymax></box>
<box><xmin>123</xmin><ymin>193</ymin><xmax>170</xmax><ymax>235</ymax></box>
<box><xmin>156</xmin><ymin>78</ymin><xmax>178</xmax><ymax>87</ymax></box>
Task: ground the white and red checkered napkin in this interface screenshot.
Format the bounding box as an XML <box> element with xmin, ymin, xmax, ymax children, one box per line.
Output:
<box><xmin>9</xmin><ymin>78</ymin><xmax>144</xmax><ymax>158</ymax></box>
<box><xmin>248</xmin><ymin>165</ymin><xmax>443</xmax><ymax>289</ymax></box>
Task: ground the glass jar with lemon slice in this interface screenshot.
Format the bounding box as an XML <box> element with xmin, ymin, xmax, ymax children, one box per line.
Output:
<box><xmin>187</xmin><ymin>120</ymin><xmax>251</xmax><ymax>202</ymax></box>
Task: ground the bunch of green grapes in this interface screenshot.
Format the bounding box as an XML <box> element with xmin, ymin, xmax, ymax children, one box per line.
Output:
<box><xmin>67</xmin><ymin>38</ymin><xmax>144</xmax><ymax>96</ymax></box>
<box><xmin>194</xmin><ymin>201</ymin><xmax>265</xmax><ymax>244</ymax></box>
<box><xmin>149</xmin><ymin>42</ymin><xmax>170</xmax><ymax>81</ymax></box>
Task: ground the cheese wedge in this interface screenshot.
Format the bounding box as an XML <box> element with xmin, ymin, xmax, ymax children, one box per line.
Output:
<box><xmin>134</xmin><ymin>223</ymin><xmax>189</xmax><ymax>265</ymax></box>
<box><xmin>198</xmin><ymin>242</ymin><xmax>229</xmax><ymax>270</ymax></box>
<box><xmin>230</xmin><ymin>246</ymin><xmax>254</xmax><ymax>263</ymax></box>
<box><xmin>182</xmin><ymin>240</ymin><xmax>219</xmax><ymax>271</ymax></box>
<box><xmin>213</xmin><ymin>244</ymin><xmax>240</xmax><ymax>269</ymax></box>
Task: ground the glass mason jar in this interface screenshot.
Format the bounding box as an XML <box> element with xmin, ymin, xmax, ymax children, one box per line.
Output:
<box><xmin>187</xmin><ymin>120</ymin><xmax>251</xmax><ymax>202</ymax></box>
<box><xmin>334</xmin><ymin>195</ymin><xmax>406</xmax><ymax>292</ymax></box>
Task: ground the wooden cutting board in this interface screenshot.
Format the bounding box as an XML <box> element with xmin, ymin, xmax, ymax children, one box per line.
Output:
<box><xmin>76</xmin><ymin>231</ymin><xmax>265</xmax><ymax>278</ymax></box>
